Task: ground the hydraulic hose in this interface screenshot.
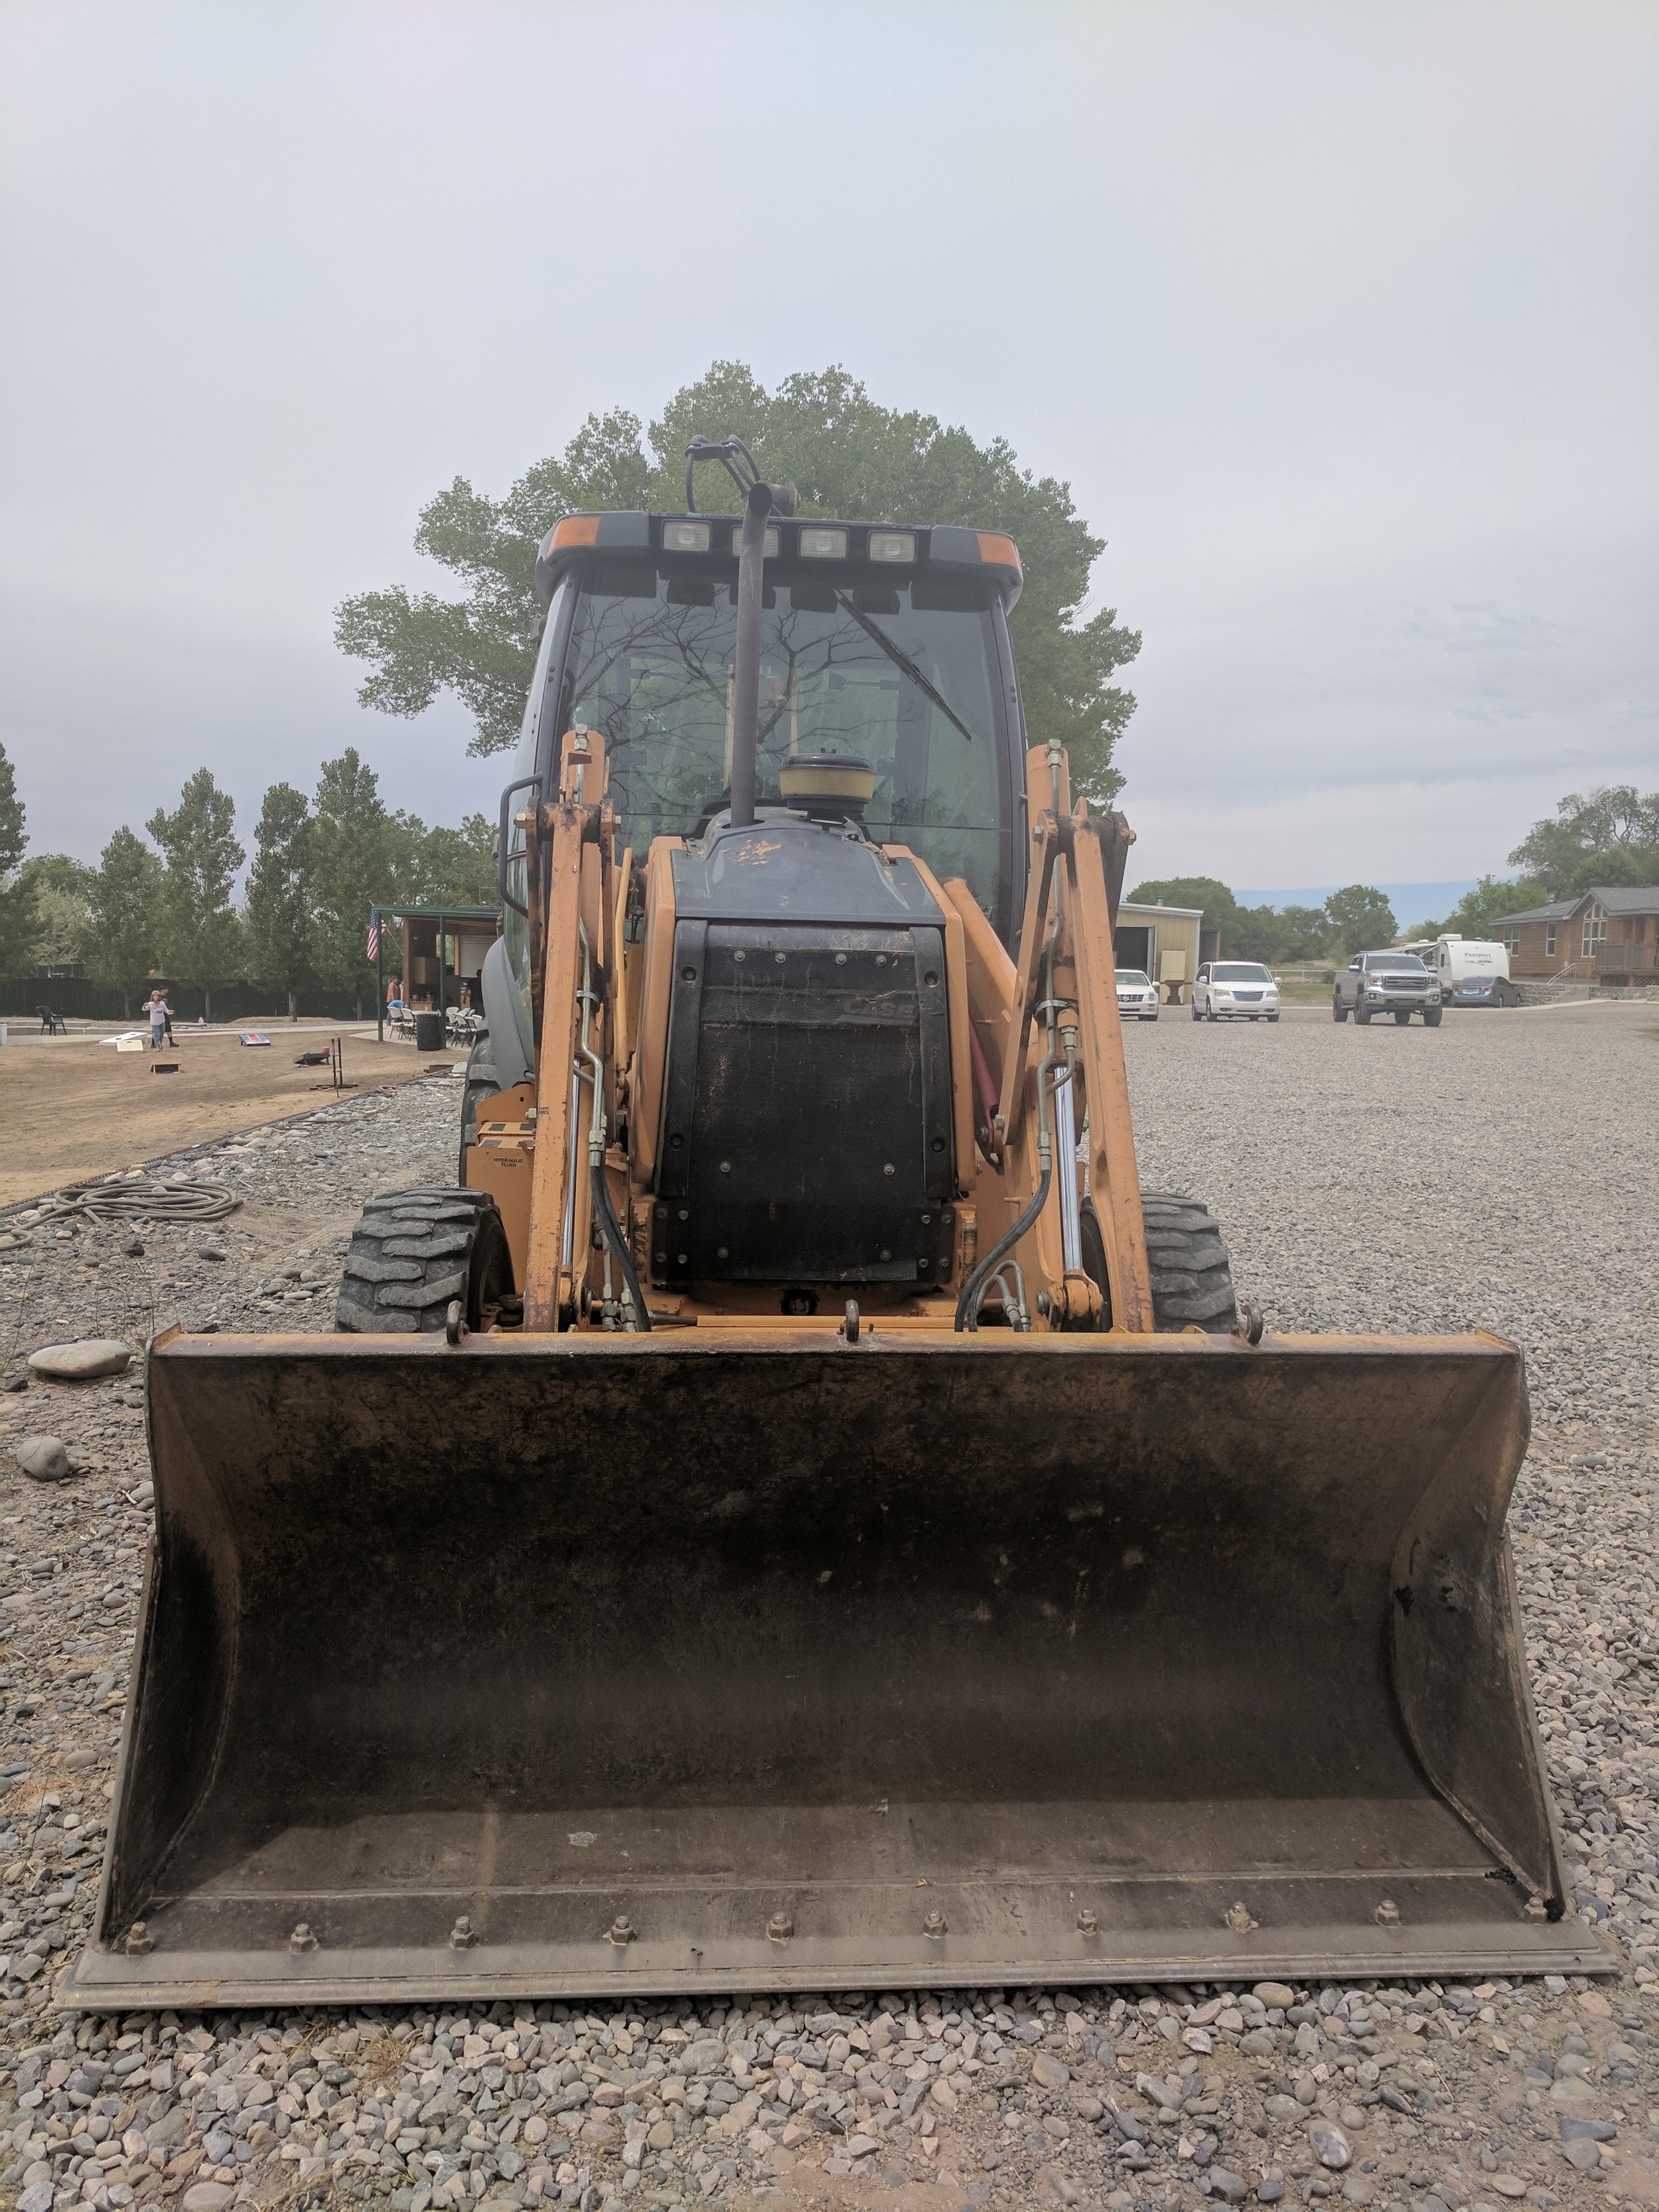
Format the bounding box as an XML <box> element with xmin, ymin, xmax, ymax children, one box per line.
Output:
<box><xmin>574</xmin><ymin>920</ymin><xmax>650</xmax><ymax>1332</ymax></box>
<box><xmin>954</xmin><ymin>1054</ymin><xmax>1068</xmax><ymax>1332</ymax></box>
<box><xmin>590</xmin><ymin>1149</ymin><xmax>651</xmax><ymax>1333</ymax></box>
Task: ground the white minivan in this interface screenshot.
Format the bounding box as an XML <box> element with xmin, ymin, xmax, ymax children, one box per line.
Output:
<box><xmin>1192</xmin><ymin>961</ymin><xmax>1280</xmax><ymax>1021</ymax></box>
<box><xmin>1432</xmin><ymin>934</ymin><xmax>1518</xmax><ymax>1007</ymax></box>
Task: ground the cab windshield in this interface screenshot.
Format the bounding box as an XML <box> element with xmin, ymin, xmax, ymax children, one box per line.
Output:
<box><xmin>563</xmin><ymin>566</ymin><xmax>1011</xmax><ymax>921</ymax></box>
<box><xmin>1213</xmin><ymin>962</ymin><xmax>1273</xmax><ymax>982</ymax></box>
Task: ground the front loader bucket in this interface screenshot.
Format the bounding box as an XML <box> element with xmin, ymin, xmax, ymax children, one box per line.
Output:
<box><xmin>70</xmin><ymin>1325</ymin><xmax>1607</xmax><ymax>2010</ymax></box>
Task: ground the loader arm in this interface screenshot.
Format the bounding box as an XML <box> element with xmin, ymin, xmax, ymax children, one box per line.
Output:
<box><xmin>993</xmin><ymin>744</ymin><xmax>1154</xmax><ymax>1332</ymax></box>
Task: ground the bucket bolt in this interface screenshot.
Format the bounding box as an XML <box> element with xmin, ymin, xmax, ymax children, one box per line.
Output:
<box><xmin>608</xmin><ymin>1915</ymin><xmax>638</xmax><ymax>1946</ymax></box>
<box><xmin>766</xmin><ymin>1912</ymin><xmax>794</xmax><ymax>1942</ymax></box>
<box><xmin>922</xmin><ymin>1908</ymin><xmax>947</xmax><ymax>1939</ymax></box>
<box><xmin>124</xmin><ymin>1922</ymin><xmax>153</xmax><ymax>1957</ymax></box>
<box><xmin>449</xmin><ymin>1915</ymin><xmax>478</xmax><ymax>1951</ymax></box>
<box><xmin>1523</xmin><ymin>1894</ymin><xmax>1549</xmax><ymax>1924</ymax></box>
<box><xmin>1224</xmin><ymin>1900</ymin><xmax>1258</xmax><ymax>1933</ymax></box>
<box><xmin>1076</xmin><ymin>1908</ymin><xmax>1099</xmax><ymax>1935</ymax></box>
<box><xmin>289</xmin><ymin>1921</ymin><xmax>319</xmax><ymax>1954</ymax></box>
<box><xmin>1231</xmin><ymin>1298</ymin><xmax>1265</xmax><ymax>1346</ymax></box>
<box><xmin>1374</xmin><ymin>1898</ymin><xmax>1401</xmax><ymax>1929</ymax></box>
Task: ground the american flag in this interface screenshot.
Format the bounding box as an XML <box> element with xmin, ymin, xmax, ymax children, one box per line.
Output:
<box><xmin>365</xmin><ymin>910</ymin><xmax>380</xmax><ymax>961</ymax></box>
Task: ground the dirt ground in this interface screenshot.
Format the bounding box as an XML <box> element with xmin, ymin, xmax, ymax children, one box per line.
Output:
<box><xmin>0</xmin><ymin>1025</ymin><xmax>466</xmax><ymax>1206</ymax></box>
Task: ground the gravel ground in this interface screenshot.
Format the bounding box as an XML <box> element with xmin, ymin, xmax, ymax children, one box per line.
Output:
<box><xmin>0</xmin><ymin>1005</ymin><xmax>1653</xmax><ymax>2212</ymax></box>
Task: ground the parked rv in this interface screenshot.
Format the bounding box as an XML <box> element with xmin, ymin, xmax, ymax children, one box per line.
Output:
<box><xmin>1433</xmin><ymin>934</ymin><xmax>1518</xmax><ymax>1007</ymax></box>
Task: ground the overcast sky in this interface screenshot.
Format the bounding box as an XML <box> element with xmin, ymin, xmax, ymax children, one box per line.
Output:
<box><xmin>2</xmin><ymin>0</ymin><xmax>1654</xmax><ymax>895</ymax></box>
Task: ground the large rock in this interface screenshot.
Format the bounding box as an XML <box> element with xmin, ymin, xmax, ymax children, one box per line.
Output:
<box><xmin>1032</xmin><ymin>2051</ymin><xmax>1071</xmax><ymax>2091</ymax></box>
<box><xmin>27</xmin><ymin>1339</ymin><xmax>132</xmax><ymax>1380</ymax></box>
<box><xmin>1309</xmin><ymin>2122</ymin><xmax>1351</xmax><ymax>2170</ymax></box>
<box><xmin>181</xmin><ymin>2186</ymin><xmax>234</xmax><ymax>2212</ymax></box>
<box><xmin>15</xmin><ymin>1435</ymin><xmax>69</xmax><ymax>1481</ymax></box>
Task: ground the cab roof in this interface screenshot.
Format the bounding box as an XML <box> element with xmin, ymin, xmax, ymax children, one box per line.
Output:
<box><xmin>534</xmin><ymin>512</ymin><xmax>1023</xmax><ymax>612</ymax></box>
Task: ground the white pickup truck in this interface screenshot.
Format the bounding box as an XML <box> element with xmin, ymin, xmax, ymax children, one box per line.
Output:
<box><xmin>1431</xmin><ymin>934</ymin><xmax>1518</xmax><ymax>1007</ymax></box>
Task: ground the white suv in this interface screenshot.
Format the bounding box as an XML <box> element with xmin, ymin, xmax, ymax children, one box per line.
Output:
<box><xmin>1116</xmin><ymin>968</ymin><xmax>1159</xmax><ymax>1021</ymax></box>
<box><xmin>1193</xmin><ymin>961</ymin><xmax>1280</xmax><ymax>1022</ymax></box>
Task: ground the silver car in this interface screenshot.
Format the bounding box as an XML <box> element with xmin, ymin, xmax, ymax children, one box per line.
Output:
<box><xmin>1333</xmin><ymin>950</ymin><xmax>1443</xmax><ymax>1025</ymax></box>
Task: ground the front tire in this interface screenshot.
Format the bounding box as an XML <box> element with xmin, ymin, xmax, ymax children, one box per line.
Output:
<box><xmin>1423</xmin><ymin>1005</ymin><xmax>1443</xmax><ymax>1026</ymax></box>
<box><xmin>338</xmin><ymin>1187</ymin><xmax>512</xmax><ymax>1335</ymax></box>
<box><xmin>1080</xmin><ymin>1191</ymin><xmax>1240</xmax><ymax>1333</ymax></box>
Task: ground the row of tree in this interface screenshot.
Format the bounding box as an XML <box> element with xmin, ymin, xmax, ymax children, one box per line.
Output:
<box><xmin>0</xmin><ymin>743</ymin><xmax>492</xmax><ymax>1017</ymax></box>
<box><xmin>1127</xmin><ymin>877</ymin><xmax>1400</xmax><ymax>964</ymax></box>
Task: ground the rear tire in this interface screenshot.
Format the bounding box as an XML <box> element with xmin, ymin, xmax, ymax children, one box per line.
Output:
<box><xmin>458</xmin><ymin>1037</ymin><xmax>500</xmax><ymax>1184</ymax></box>
<box><xmin>337</xmin><ymin>1187</ymin><xmax>512</xmax><ymax>1335</ymax></box>
<box><xmin>1394</xmin><ymin>1009</ymin><xmax>1411</xmax><ymax>1025</ymax></box>
<box><xmin>1191</xmin><ymin>1002</ymin><xmax>1202</xmax><ymax>1021</ymax></box>
<box><xmin>1333</xmin><ymin>995</ymin><xmax>1348</xmax><ymax>1023</ymax></box>
<box><xmin>1080</xmin><ymin>1191</ymin><xmax>1240</xmax><ymax>1333</ymax></box>
<box><xmin>1355</xmin><ymin>1003</ymin><xmax>1372</xmax><ymax>1025</ymax></box>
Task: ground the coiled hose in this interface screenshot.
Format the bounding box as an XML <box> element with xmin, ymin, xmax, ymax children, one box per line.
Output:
<box><xmin>31</xmin><ymin>1177</ymin><xmax>240</xmax><ymax>1226</ymax></box>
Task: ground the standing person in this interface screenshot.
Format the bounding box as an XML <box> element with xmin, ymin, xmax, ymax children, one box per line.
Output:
<box><xmin>161</xmin><ymin>992</ymin><xmax>177</xmax><ymax>1045</ymax></box>
<box><xmin>145</xmin><ymin>988</ymin><xmax>169</xmax><ymax>1051</ymax></box>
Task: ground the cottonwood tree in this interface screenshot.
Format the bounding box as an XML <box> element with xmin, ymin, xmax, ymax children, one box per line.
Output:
<box><xmin>336</xmin><ymin>362</ymin><xmax>1140</xmax><ymax>808</ymax></box>
<box><xmin>1415</xmin><ymin>874</ymin><xmax>1550</xmax><ymax>944</ymax></box>
<box><xmin>403</xmin><ymin>813</ymin><xmax>496</xmax><ymax>909</ymax></box>
<box><xmin>146</xmin><ymin>769</ymin><xmax>245</xmax><ymax>1020</ymax></box>
<box><xmin>1322</xmin><ymin>885</ymin><xmax>1397</xmax><ymax>960</ymax></box>
<box><xmin>1507</xmin><ymin>786</ymin><xmax>1659</xmax><ymax>901</ymax></box>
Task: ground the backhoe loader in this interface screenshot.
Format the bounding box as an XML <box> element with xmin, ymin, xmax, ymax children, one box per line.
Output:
<box><xmin>72</xmin><ymin>441</ymin><xmax>1605</xmax><ymax>2009</ymax></box>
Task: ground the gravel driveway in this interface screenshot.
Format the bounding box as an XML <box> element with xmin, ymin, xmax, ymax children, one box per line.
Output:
<box><xmin>0</xmin><ymin>1007</ymin><xmax>1652</xmax><ymax>2212</ymax></box>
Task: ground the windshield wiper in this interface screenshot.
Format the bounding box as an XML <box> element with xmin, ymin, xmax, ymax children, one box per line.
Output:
<box><xmin>833</xmin><ymin>593</ymin><xmax>981</xmax><ymax>749</ymax></box>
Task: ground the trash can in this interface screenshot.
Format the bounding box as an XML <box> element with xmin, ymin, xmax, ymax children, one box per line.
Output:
<box><xmin>413</xmin><ymin>1011</ymin><xmax>445</xmax><ymax>1053</ymax></box>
